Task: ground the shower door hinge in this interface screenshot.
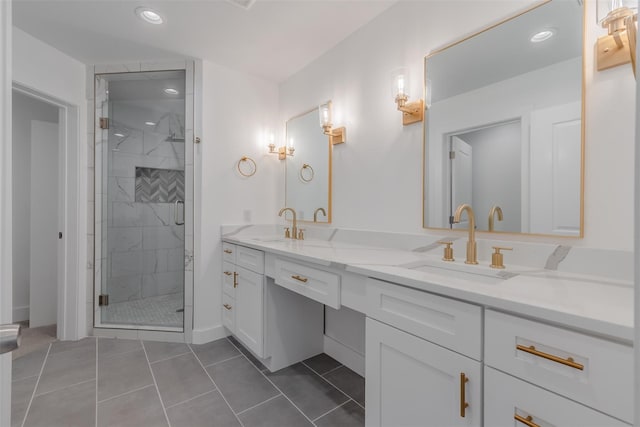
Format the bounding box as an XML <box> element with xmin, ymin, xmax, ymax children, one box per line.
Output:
<box><xmin>98</xmin><ymin>294</ymin><xmax>110</xmax><ymax>306</ymax></box>
<box><xmin>449</xmin><ymin>215</ymin><xmax>455</xmax><ymax>225</ymax></box>
<box><xmin>99</xmin><ymin>118</ymin><xmax>109</xmax><ymax>129</ymax></box>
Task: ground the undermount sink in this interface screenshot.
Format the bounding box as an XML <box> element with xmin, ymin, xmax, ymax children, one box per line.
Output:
<box><xmin>250</xmin><ymin>236</ymin><xmax>286</xmax><ymax>243</ymax></box>
<box><xmin>406</xmin><ymin>258</ymin><xmax>515</xmax><ymax>285</ymax></box>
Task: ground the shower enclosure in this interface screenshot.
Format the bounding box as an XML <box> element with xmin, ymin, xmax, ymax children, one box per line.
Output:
<box><xmin>94</xmin><ymin>69</ymin><xmax>190</xmax><ymax>332</ymax></box>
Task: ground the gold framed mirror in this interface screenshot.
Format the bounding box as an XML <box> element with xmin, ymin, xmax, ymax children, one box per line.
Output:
<box><xmin>285</xmin><ymin>106</ymin><xmax>332</xmax><ymax>223</ymax></box>
<box><xmin>423</xmin><ymin>0</ymin><xmax>584</xmax><ymax>237</ymax></box>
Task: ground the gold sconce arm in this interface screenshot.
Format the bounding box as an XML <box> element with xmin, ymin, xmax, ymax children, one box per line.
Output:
<box><xmin>596</xmin><ymin>6</ymin><xmax>637</xmax><ymax>79</ymax></box>
<box><xmin>395</xmin><ymin>97</ymin><xmax>425</xmax><ymax>126</ymax></box>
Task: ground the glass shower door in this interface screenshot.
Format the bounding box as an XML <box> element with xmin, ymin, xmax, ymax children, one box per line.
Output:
<box><xmin>95</xmin><ymin>70</ymin><xmax>186</xmax><ymax>331</ymax></box>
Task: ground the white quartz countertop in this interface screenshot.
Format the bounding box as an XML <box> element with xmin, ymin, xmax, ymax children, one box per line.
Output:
<box><xmin>222</xmin><ymin>235</ymin><xmax>633</xmax><ymax>343</ymax></box>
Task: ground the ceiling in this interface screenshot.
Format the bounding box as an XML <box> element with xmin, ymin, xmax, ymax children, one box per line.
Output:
<box><xmin>13</xmin><ymin>0</ymin><xmax>396</xmax><ymax>83</ymax></box>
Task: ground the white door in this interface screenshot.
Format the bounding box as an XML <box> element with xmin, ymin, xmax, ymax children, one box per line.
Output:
<box><xmin>235</xmin><ymin>266</ymin><xmax>264</xmax><ymax>357</ymax></box>
<box><xmin>529</xmin><ymin>102</ymin><xmax>581</xmax><ymax>236</ymax></box>
<box><xmin>450</xmin><ymin>136</ymin><xmax>473</xmax><ymax>229</ymax></box>
<box><xmin>29</xmin><ymin>120</ymin><xmax>59</xmax><ymax>327</ymax></box>
<box><xmin>366</xmin><ymin>318</ymin><xmax>482</xmax><ymax>427</ymax></box>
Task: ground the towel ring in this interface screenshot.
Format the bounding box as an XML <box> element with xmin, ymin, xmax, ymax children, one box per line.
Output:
<box><xmin>237</xmin><ymin>156</ymin><xmax>257</xmax><ymax>177</ymax></box>
<box><xmin>300</xmin><ymin>163</ymin><xmax>314</xmax><ymax>182</ymax></box>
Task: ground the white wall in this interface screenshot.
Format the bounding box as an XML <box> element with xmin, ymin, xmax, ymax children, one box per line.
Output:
<box><xmin>278</xmin><ymin>1</ymin><xmax>636</xmax><ymax>358</ymax></box>
<box><xmin>279</xmin><ymin>0</ymin><xmax>636</xmax><ymax>251</ymax></box>
<box><xmin>13</xmin><ymin>26</ymin><xmax>87</xmax><ymax>338</ymax></box>
<box><xmin>195</xmin><ymin>60</ymin><xmax>279</xmax><ymax>340</ymax></box>
<box><xmin>11</xmin><ymin>91</ymin><xmax>58</xmax><ymax>322</ymax></box>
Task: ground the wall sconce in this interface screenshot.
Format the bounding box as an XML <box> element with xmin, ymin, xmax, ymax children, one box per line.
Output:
<box><xmin>392</xmin><ymin>68</ymin><xmax>424</xmax><ymax>126</ymax></box>
<box><xmin>596</xmin><ymin>0</ymin><xmax>637</xmax><ymax>78</ymax></box>
<box><xmin>319</xmin><ymin>101</ymin><xmax>346</xmax><ymax>145</ymax></box>
<box><xmin>268</xmin><ymin>134</ymin><xmax>294</xmax><ymax>160</ymax></box>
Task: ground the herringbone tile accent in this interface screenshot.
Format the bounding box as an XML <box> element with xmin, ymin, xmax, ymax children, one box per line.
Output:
<box><xmin>135</xmin><ymin>167</ymin><xmax>185</xmax><ymax>203</ymax></box>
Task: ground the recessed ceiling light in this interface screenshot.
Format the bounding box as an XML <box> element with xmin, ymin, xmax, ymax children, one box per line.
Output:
<box><xmin>114</xmin><ymin>133</ymin><xmax>125</xmax><ymax>137</ymax></box>
<box><xmin>164</xmin><ymin>88</ymin><xmax>179</xmax><ymax>95</ymax></box>
<box><xmin>530</xmin><ymin>29</ymin><xmax>554</xmax><ymax>43</ymax></box>
<box><xmin>135</xmin><ymin>7</ymin><xmax>164</xmax><ymax>25</ymax></box>
<box><xmin>145</xmin><ymin>121</ymin><xmax>156</xmax><ymax>126</ymax></box>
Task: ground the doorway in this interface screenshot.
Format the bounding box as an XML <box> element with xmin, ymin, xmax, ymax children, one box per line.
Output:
<box><xmin>11</xmin><ymin>90</ymin><xmax>62</xmax><ymax>348</ymax></box>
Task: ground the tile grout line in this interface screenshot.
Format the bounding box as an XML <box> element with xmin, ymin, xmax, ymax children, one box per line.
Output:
<box><xmin>146</xmin><ymin>350</ymin><xmax>192</xmax><ymax>366</ymax></box>
<box><xmin>31</xmin><ymin>378</ymin><xmax>97</xmax><ymax>399</ymax></box>
<box><xmin>141</xmin><ymin>339</ymin><xmax>172</xmax><ymax>427</ymax></box>
<box><xmin>317</xmin><ymin>364</ymin><xmax>344</xmax><ymax>377</ymax></box>
<box><xmin>97</xmin><ymin>384</ymin><xmax>156</xmax><ymax>404</ymax></box>
<box><xmin>20</xmin><ymin>343</ymin><xmax>52</xmax><ymax>427</ymax></box>
<box><xmin>186</xmin><ymin>344</ymin><xmax>247</xmax><ymax>427</ymax></box>
<box><xmin>163</xmin><ymin>389</ymin><xmax>217</xmax><ymax>410</ymax></box>
<box><xmin>225</xmin><ymin>338</ymin><xmax>318</xmax><ymax>427</ymax></box>
<box><xmin>302</xmin><ymin>361</ymin><xmax>365</xmax><ymax>411</ymax></box>
<box><xmin>312</xmin><ymin>398</ymin><xmax>353</xmax><ymax>422</ymax></box>
<box><xmin>201</xmin><ymin>354</ymin><xmax>242</xmax><ymax>369</ymax></box>
<box><xmin>234</xmin><ymin>393</ymin><xmax>283</xmax><ymax>416</ymax></box>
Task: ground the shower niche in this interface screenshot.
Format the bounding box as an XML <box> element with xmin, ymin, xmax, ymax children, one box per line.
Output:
<box><xmin>93</xmin><ymin>68</ymin><xmax>194</xmax><ymax>334</ymax></box>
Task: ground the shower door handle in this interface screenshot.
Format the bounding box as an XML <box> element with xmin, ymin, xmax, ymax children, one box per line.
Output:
<box><xmin>174</xmin><ymin>200</ymin><xmax>185</xmax><ymax>225</ymax></box>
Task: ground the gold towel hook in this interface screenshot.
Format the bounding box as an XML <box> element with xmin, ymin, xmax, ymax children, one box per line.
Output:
<box><xmin>237</xmin><ymin>156</ymin><xmax>257</xmax><ymax>177</ymax></box>
<box><xmin>300</xmin><ymin>163</ymin><xmax>314</xmax><ymax>182</ymax></box>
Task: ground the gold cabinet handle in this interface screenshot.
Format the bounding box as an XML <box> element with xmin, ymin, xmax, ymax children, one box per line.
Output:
<box><xmin>224</xmin><ymin>249</ymin><xmax>233</xmax><ymax>254</ymax></box>
<box><xmin>460</xmin><ymin>373</ymin><xmax>469</xmax><ymax>418</ymax></box>
<box><xmin>514</xmin><ymin>414</ymin><xmax>540</xmax><ymax>427</ymax></box>
<box><xmin>223</xmin><ymin>304</ymin><xmax>232</xmax><ymax>310</ymax></box>
<box><xmin>233</xmin><ymin>272</ymin><xmax>238</xmax><ymax>288</ymax></box>
<box><xmin>516</xmin><ymin>344</ymin><xmax>584</xmax><ymax>371</ymax></box>
<box><xmin>291</xmin><ymin>275</ymin><xmax>308</xmax><ymax>283</ymax></box>
<box><xmin>223</xmin><ymin>271</ymin><xmax>232</xmax><ymax>276</ymax></box>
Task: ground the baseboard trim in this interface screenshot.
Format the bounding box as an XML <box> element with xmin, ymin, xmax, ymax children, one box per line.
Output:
<box><xmin>191</xmin><ymin>324</ymin><xmax>228</xmax><ymax>344</ymax></box>
<box><xmin>323</xmin><ymin>335</ymin><xmax>365</xmax><ymax>376</ymax></box>
<box><xmin>13</xmin><ymin>306</ymin><xmax>29</xmax><ymax>322</ymax></box>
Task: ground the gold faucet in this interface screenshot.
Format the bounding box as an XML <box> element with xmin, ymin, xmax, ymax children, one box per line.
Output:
<box><xmin>279</xmin><ymin>207</ymin><xmax>298</xmax><ymax>239</ymax></box>
<box><xmin>488</xmin><ymin>205</ymin><xmax>503</xmax><ymax>232</ymax></box>
<box><xmin>452</xmin><ymin>204</ymin><xmax>478</xmax><ymax>265</ymax></box>
<box><xmin>313</xmin><ymin>207</ymin><xmax>327</xmax><ymax>222</ymax></box>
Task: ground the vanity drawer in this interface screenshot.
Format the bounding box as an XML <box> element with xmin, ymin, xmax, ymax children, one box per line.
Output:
<box><xmin>485</xmin><ymin>367</ymin><xmax>629</xmax><ymax>427</ymax></box>
<box><xmin>222</xmin><ymin>293</ymin><xmax>235</xmax><ymax>333</ymax></box>
<box><xmin>236</xmin><ymin>245</ymin><xmax>264</xmax><ymax>274</ymax></box>
<box><xmin>485</xmin><ymin>310</ymin><xmax>633</xmax><ymax>423</ymax></box>
<box><xmin>222</xmin><ymin>261</ymin><xmax>236</xmax><ymax>298</ymax></box>
<box><xmin>222</xmin><ymin>243</ymin><xmax>236</xmax><ymax>263</ymax></box>
<box><xmin>366</xmin><ymin>278</ymin><xmax>482</xmax><ymax>360</ymax></box>
<box><xmin>274</xmin><ymin>258</ymin><xmax>340</xmax><ymax>309</ymax></box>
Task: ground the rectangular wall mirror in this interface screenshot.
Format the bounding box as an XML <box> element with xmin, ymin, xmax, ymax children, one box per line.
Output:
<box><xmin>285</xmin><ymin>106</ymin><xmax>332</xmax><ymax>223</ymax></box>
<box><xmin>423</xmin><ymin>0</ymin><xmax>584</xmax><ymax>237</ymax></box>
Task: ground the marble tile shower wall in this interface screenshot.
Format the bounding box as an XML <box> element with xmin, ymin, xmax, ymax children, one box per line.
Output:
<box><xmin>106</xmin><ymin>107</ymin><xmax>185</xmax><ymax>304</ymax></box>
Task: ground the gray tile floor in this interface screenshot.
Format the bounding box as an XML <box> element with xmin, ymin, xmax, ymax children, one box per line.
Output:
<box><xmin>12</xmin><ymin>335</ymin><xmax>365</xmax><ymax>427</ymax></box>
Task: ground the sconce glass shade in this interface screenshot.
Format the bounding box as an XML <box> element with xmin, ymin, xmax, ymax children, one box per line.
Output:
<box><xmin>319</xmin><ymin>101</ymin><xmax>332</xmax><ymax>129</ymax></box>
<box><xmin>391</xmin><ymin>68</ymin><xmax>409</xmax><ymax>99</ymax></box>
<box><xmin>597</xmin><ymin>0</ymin><xmax>637</xmax><ymax>25</ymax></box>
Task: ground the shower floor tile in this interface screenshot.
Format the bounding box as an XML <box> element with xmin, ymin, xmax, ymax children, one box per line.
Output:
<box><xmin>102</xmin><ymin>293</ymin><xmax>183</xmax><ymax>328</ymax></box>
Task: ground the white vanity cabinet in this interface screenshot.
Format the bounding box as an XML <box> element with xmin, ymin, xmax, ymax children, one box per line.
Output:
<box><xmin>365</xmin><ymin>278</ymin><xmax>482</xmax><ymax>427</ymax></box>
<box><xmin>485</xmin><ymin>309</ymin><xmax>633</xmax><ymax>426</ymax></box>
<box><xmin>221</xmin><ymin>242</ymin><xmax>265</xmax><ymax>357</ymax></box>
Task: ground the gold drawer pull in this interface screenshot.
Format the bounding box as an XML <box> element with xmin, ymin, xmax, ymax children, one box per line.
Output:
<box><xmin>223</xmin><ymin>304</ymin><xmax>232</xmax><ymax>310</ymax></box>
<box><xmin>224</xmin><ymin>249</ymin><xmax>233</xmax><ymax>254</ymax></box>
<box><xmin>460</xmin><ymin>373</ymin><xmax>469</xmax><ymax>418</ymax></box>
<box><xmin>223</xmin><ymin>271</ymin><xmax>232</xmax><ymax>276</ymax></box>
<box><xmin>516</xmin><ymin>344</ymin><xmax>584</xmax><ymax>371</ymax></box>
<box><xmin>291</xmin><ymin>275</ymin><xmax>308</xmax><ymax>283</ymax></box>
<box><xmin>514</xmin><ymin>414</ymin><xmax>540</xmax><ymax>427</ymax></box>
<box><xmin>233</xmin><ymin>272</ymin><xmax>238</xmax><ymax>288</ymax></box>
